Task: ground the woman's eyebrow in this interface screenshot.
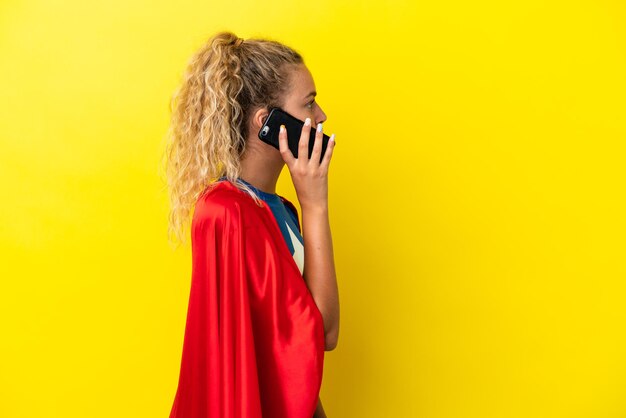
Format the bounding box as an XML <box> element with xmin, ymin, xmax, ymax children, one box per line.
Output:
<box><xmin>304</xmin><ymin>91</ymin><xmax>317</xmax><ymax>100</ymax></box>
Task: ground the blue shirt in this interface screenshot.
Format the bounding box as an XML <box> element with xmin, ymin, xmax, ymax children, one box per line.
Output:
<box><xmin>217</xmin><ymin>176</ymin><xmax>305</xmax><ymax>275</ymax></box>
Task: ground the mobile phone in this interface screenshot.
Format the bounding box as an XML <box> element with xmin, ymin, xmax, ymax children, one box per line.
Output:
<box><xmin>258</xmin><ymin>107</ymin><xmax>331</xmax><ymax>163</ymax></box>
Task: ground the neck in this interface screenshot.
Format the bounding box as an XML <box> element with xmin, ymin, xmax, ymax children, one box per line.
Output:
<box><xmin>238</xmin><ymin>140</ymin><xmax>285</xmax><ymax>195</ymax></box>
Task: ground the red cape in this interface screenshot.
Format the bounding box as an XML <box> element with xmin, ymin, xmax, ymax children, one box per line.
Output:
<box><xmin>169</xmin><ymin>180</ymin><xmax>325</xmax><ymax>418</ymax></box>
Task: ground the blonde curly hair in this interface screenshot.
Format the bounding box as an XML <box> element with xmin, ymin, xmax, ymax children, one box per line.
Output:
<box><xmin>159</xmin><ymin>31</ymin><xmax>304</xmax><ymax>248</ymax></box>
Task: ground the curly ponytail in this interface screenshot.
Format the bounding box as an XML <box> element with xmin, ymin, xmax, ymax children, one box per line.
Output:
<box><xmin>160</xmin><ymin>31</ymin><xmax>303</xmax><ymax>248</ymax></box>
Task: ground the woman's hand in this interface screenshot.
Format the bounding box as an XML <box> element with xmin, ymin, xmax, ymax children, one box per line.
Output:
<box><xmin>278</xmin><ymin>118</ymin><xmax>336</xmax><ymax>211</ymax></box>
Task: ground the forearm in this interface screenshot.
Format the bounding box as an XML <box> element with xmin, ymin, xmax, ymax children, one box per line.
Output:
<box><xmin>301</xmin><ymin>203</ymin><xmax>340</xmax><ymax>349</ymax></box>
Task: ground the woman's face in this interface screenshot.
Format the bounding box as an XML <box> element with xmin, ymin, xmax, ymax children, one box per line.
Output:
<box><xmin>280</xmin><ymin>63</ymin><xmax>327</xmax><ymax>127</ymax></box>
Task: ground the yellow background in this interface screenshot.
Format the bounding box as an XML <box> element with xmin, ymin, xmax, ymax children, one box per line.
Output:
<box><xmin>1</xmin><ymin>0</ymin><xmax>625</xmax><ymax>417</ymax></box>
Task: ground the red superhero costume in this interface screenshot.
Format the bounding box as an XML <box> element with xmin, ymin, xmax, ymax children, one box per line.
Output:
<box><xmin>169</xmin><ymin>179</ymin><xmax>325</xmax><ymax>418</ymax></box>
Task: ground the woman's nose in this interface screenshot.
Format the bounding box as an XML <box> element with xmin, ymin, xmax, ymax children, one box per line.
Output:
<box><xmin>316</xmin><ymin>108</ymin><xmax>327</xmax><ymax>125</ymax></box>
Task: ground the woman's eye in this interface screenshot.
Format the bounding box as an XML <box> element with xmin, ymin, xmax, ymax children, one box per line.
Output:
<box><xmin>306</xmin><ymin>100</ymin><xmax>315</xmax><ymax>109</ymax></box>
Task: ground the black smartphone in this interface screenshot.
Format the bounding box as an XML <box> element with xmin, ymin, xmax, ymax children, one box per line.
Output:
<box><xmin>258</xmin><ymin>107</ymin><xmax>331</xmax><ymax>163</ymax></box>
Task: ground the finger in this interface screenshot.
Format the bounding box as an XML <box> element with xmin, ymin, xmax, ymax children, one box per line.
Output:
<box><xmin>278</xmin><ymin>124</ymin><xmax>295</xmax><ymax>166</ymax></box>
<box><xmin>310</xmin><ymin>122</ymin><xmax>324</xmax><ymax>165</ymax></box>
<box><xmin>298</xmin><ymin>117</ymin><xmax>312</xmax><ymax>161</ymax></box>
<box><xmin>319</xmin><ymin>133</ymin><xmax>336</xmax><ymax>171</ymax></box>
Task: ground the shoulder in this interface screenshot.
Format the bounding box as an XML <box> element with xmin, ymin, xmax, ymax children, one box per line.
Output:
<box><xmin>278</xmin><ymin>194</ymin><xmax>301</xmax><ymax>230</ymax></box>
<box><xmin>277</xmin><ymin>194</ymin><xmax>298</xmax><ymax>215</ymax></box>
<box><xmin>193</xmin><ymin>181</ymin><xmax>254</xmax><ymax>228</ymax></box>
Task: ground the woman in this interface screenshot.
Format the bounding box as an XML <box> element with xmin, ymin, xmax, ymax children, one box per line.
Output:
<box><xmin>163</xmin><ymin>31</ymin><xmax>340</xmax><ymax>418</ymax></box>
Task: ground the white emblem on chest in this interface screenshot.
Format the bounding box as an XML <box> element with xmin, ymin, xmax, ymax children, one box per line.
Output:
<box><xmin>285</xmin><ymin>221</ymin><xmax>305</xmax><ymax>275</ymax></box>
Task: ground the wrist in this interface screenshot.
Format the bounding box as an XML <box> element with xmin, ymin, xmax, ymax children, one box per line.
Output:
<box><xmin>300</xmin><ymin>202</ymin><xmax>329</xmax><ymax>215</ymax></box>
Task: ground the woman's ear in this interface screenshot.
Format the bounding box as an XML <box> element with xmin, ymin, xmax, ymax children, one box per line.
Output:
<box><xmin>252</xmin><ymin>107</ymin><xmax>270</xmax><ymax>130</ymax></box>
